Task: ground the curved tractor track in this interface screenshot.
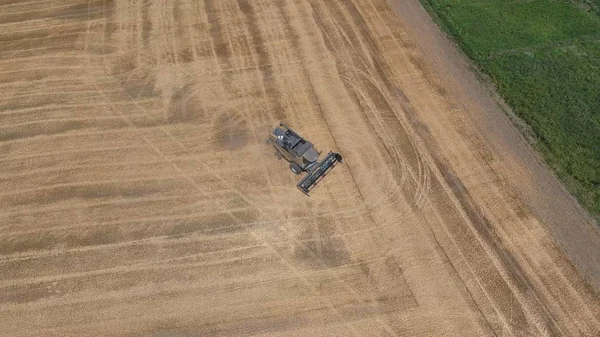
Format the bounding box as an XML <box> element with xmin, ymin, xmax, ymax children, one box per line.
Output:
<box><xmin>0</xmin><ymin>0</ymin><xmax>598</xmax><ymax>336</ymax></box>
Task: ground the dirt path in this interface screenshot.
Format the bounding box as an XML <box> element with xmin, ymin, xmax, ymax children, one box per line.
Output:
<box><xmin>0</xmin><ymin>0</ymin><xmax>598</xmax><ymax>336</ymax></box>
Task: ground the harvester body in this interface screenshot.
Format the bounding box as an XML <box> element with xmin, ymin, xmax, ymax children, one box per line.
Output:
<box><xmin>268</xmin><ymin>123</ymin><xmax>342</xmax><ymax>195</ymax></box>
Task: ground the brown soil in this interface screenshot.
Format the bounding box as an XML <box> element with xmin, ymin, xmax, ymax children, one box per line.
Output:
<box><xmin>0</xmin><ymin>0</ymin><xmax>598</xmax><ymax>336</ymax></box>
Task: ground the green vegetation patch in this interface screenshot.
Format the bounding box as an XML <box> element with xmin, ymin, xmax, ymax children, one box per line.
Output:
<box><xmin>420</xmin><ymin>0</ymin><xmax>600</xmax><ymax>218</ymax></box>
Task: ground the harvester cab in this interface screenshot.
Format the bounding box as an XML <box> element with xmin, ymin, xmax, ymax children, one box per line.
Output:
<box><xmin>268</xmin><ymin>123</ymin><xmax>343</xmax><ymax>195</ymax></box>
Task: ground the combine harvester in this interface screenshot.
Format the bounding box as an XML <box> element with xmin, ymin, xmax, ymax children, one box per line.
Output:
<box><xmin>268</xmin><ymin>123</ymin><xmax>343</xmax><ymax>195</ymax></box>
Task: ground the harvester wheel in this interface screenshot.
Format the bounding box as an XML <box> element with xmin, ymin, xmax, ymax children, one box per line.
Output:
<box><xmin>290</xmin><ymin>163</ymin><xmax>302</xmax><ymax>175</ymax></box>
<box><xmin>275</xmin><ymin>151</ymin><xmax>283</xmax><ymax>160</ymax></box>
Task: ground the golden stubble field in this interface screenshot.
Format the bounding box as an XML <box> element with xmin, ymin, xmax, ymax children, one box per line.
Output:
<box><xmin>0</xmin><ymin>0</ymin><xmax>598</xmax><ymax>336</ymax></box>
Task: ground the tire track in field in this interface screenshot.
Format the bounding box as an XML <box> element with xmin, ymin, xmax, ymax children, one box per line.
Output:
<box><xmin>360</xmin><ymin>1</ymin><xmax>599</xmax><ymax>334</ymax></box>
<box><xmin>1</xmin><ymin>186</ymin><xmax>419</xmax><ymax>275</ymax></box>
<box><xmin>265</xmin><ymin>2</ymin><xmax>413</xmax><ymax>335</ymax></box>
<box><xmin>323</xmin><ymin>1</ymin><xmax>538</xmax><ymax>334</ymax></box>
<box><xmin>82</xmin><ymin>3</ymin><xmax>369</xmax><ymax>336</ymax></box>
<box><xmin>356</xmin><ymin>5</ymin><xmax>512</xmax><ymax>333</ymax></box>
<box><xmin>302</xmin><ymin>0</ymin><xmax>524</xmax><ymax>334</ymax></box>
<box><xmin>305</xmin><ymin>0</ymin><xmax>427</xmax><ymax>215</ymax></box>
<box><xmin>313</xmin><ymin>1</ymin><xmax>567</xmax><ymax>335</ymax></box>
<box><xmin>314</xmin><ymin>0</ymin><xmax>430</xmax><ymax>209</ymax></box>
<box><xmin>91</xmin><ymin>3</ymin><xmax>408</xmax><ymax>336</ymax></box>
<box><xmin>226</xmin><ymin>0</ymin><xmax>295</xmax><ymax>269</ymax></box>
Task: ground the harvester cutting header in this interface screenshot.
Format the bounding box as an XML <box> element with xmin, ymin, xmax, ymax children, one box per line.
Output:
<box><xmin>268</xmin><ymin>123</ymin><xmax>342</xmax><ymax>195</ymax></box>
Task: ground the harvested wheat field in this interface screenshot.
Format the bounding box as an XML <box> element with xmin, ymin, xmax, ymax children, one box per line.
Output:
<box><xmin>1</xmin><ymin>0</ymin><xmax>599</xmax><ymax>336</ymax></box>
